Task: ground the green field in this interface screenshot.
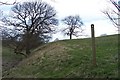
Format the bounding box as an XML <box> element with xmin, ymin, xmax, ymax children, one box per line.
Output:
<box><xmin>2</xmin><ymin>34</ymin><xmax>119</xmax><ymax>78</ymax></box>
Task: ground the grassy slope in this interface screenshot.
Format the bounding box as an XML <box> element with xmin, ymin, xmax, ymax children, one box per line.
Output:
<box><xmin>2</xmin><ymin>34</ymin><xmax>118</xmax><ymax>78</ymax></box>
<box><xmin>2</xmin><ymin>46</ymin><xmax>25</xmax><ymax>73</ymax></box>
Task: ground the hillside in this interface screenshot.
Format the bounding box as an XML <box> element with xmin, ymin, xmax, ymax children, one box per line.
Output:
<box><xmin>2</xmin><ymin>34</ymin><xmax>118</xmax><ymax>78</ymax></box>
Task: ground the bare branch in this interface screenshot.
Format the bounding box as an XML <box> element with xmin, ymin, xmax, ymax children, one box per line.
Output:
<box><xmin>103</xmin><ymin>0</ymin><xmax>120</xmax><ymax>28</ymax></box>
<box><xmin>0</xmin><ymin>0</ymin><xmax>17</xmax><ymax>5</ymax></box>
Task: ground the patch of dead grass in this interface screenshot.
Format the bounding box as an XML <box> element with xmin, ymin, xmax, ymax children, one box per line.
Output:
<box><xmin>18</xmin><ymin>42</ymin><xmax>72</xmax><ymax>66</ymax></box>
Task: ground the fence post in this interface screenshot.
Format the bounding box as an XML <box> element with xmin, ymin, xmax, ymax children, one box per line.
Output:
<box><xmin>91</xmin><ymin>24</ymin><xmax>96</xmax><ymax>66</ymax></box>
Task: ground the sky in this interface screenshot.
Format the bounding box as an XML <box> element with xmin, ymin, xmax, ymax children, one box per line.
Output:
<box><xmin>0</xmin><ymin>0</ymin><xmax>119</xmax><ymax>41</ymax></box>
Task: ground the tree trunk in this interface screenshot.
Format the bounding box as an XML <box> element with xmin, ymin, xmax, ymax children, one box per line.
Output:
<box><xmin>70</xmin><ymin>34</ymin><xmax>72</xmax><ymax>39</ymax></box>
<box><xmin>26</xmin><ymin>46</ymin><xmax>30</xmax><ymax>55</ymax></box>
<box><xmin>70</xmin><ymin>28</ymin><xmax>73</xmax><ymax>40</ymax></box>
<box><xmin>25</xmin><ymin>32</ymin><xmax>31</xmax><ymax>55</ymax></box>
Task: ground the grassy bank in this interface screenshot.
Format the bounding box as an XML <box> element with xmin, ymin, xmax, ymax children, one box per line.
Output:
<box><xmin>2</xmin><ymin>34</ymin><xmax>118</xmax><ymax>78</ymax></box>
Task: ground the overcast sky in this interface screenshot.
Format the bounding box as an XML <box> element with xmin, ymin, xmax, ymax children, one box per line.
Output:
<box><xmin>0</xmin><ymin>0</ymin><xmax>118</xmax><ymax>41</ymax></box>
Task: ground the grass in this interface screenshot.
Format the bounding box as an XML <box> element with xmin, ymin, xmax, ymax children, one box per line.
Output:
<box><xmin>2</xmin><ymin>46</ymin><xmax>25</xmax><ymax>73</ymax></box>
<box><xmin>2</xmin><ymin>34</ymin><xmax>119</xmax><ymax>78</ymax></box>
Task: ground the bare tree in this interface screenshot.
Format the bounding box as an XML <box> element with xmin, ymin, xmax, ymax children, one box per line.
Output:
<box><xmin>103</xmin><ymin>0</ymin><xmax>120</xmax><ymax>28</ymax></box>
<box><xmin>0</xmin><ymin>0</ymin><xmax>17</xmax><ymax>43</ymax></box>
<box><xmin>2</xmin><ymin>1</ymin><xmax>58</xmax><ymax>55</ymax></box>
<box><xmin>62</xmin><ymin>15</ymin><xmax>83</xmax><ymax>39</ymax></box>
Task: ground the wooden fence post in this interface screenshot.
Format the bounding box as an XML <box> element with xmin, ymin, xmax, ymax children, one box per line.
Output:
<box><xmin>91</xmin><ymin>24</ymin><xmax>96</xmax><ymax>66</ymax></box>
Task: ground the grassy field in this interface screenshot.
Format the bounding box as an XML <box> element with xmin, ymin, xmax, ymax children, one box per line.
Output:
<box><xmin>2</xmin><ymin>34</ymin><xmax>119</xmax><ymax>78</ymax></box>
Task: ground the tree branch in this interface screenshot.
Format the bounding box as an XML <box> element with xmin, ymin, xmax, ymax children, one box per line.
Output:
<box><xmin>0</xmin><ymin>0</ymin><xmax>17</xmax><ymax>5</ymax></box>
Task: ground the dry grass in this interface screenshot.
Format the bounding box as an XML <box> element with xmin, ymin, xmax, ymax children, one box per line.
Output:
<box><xmin>18</xmin><ymin>42</ymin><xmax>72</xmax><ymax>67</ymax></box>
